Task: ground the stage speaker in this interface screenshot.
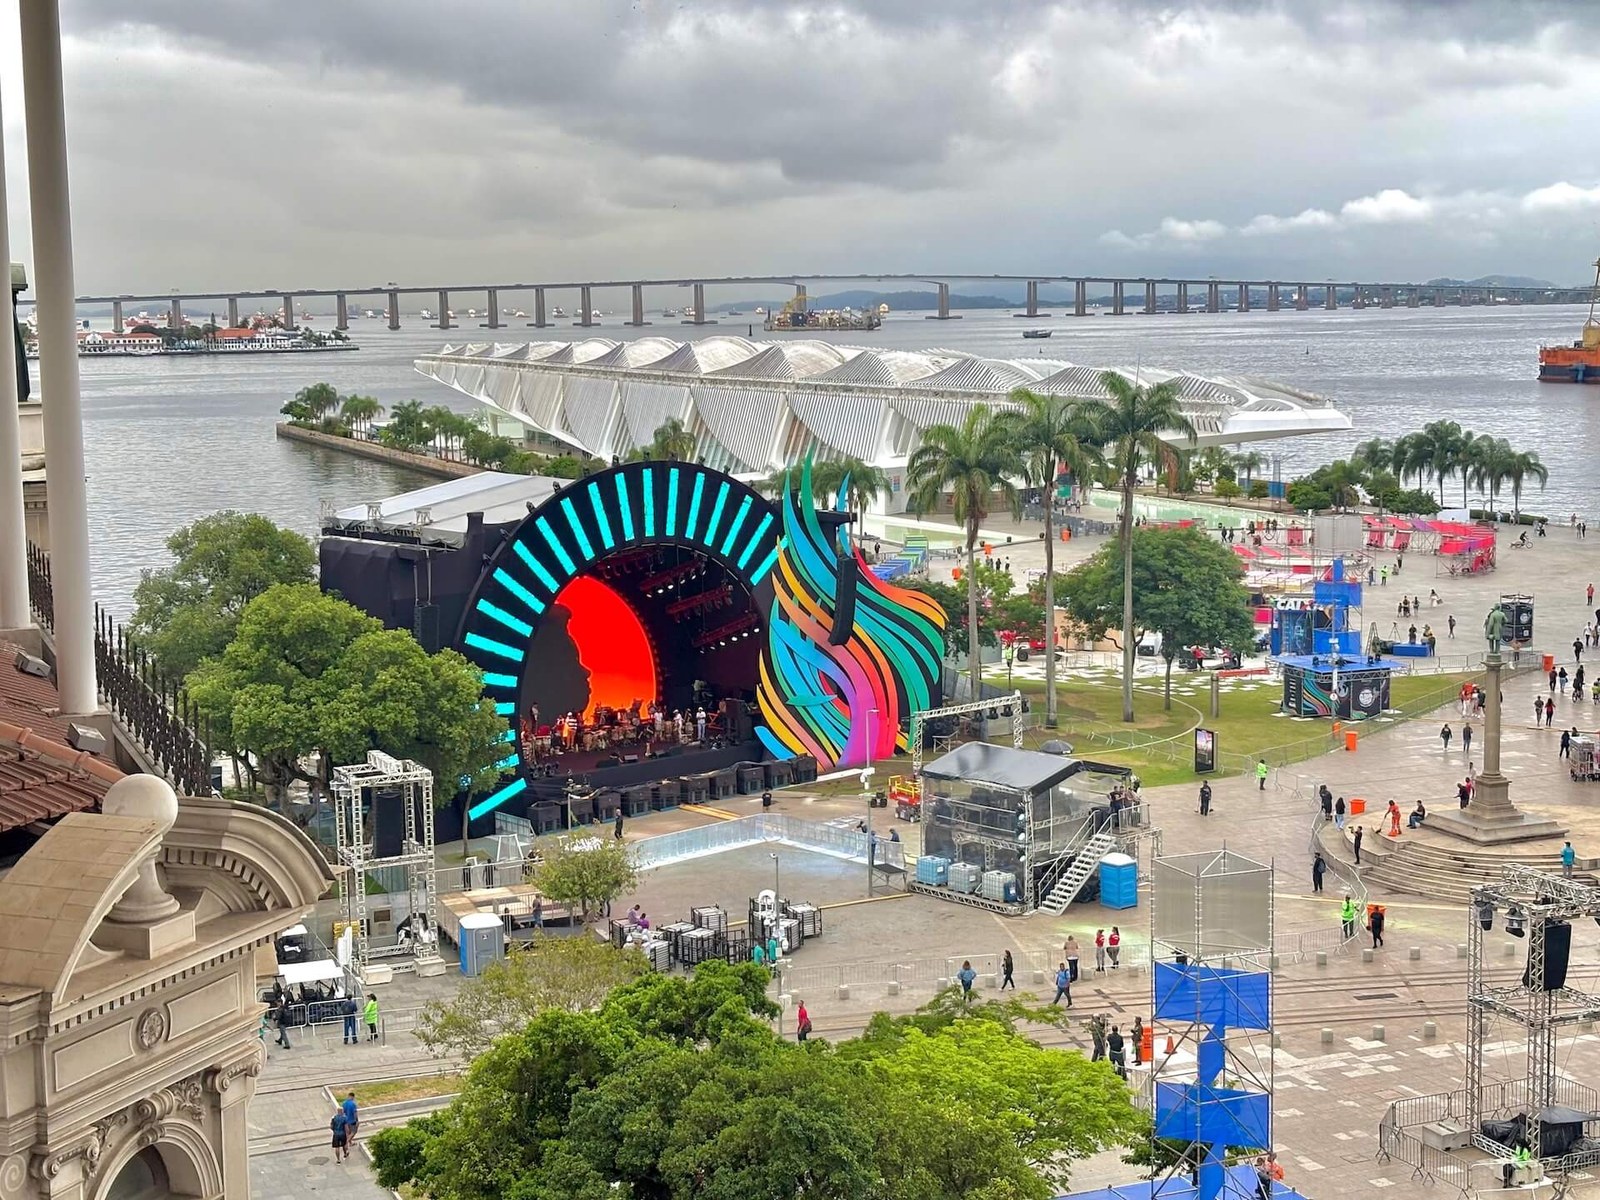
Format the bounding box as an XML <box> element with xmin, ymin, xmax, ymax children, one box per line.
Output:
<box><xmin>829</xmin><ymin>555</ymin><xmax>860</xmax><ymax>646</ymax></box>
<box><xmin>722</xmin><ymin>698</ymin><xmax>753</xmax><ymax>742</ymax></box>
<box><xmin>622</xmin><ymin>754</ymin><xmax>640</xmax><ymax>764</ymax></box>
<box><xmin>1522</xmin><ymin>920</ymin><xmax>1571</xmax><ymax>991</ymax></box>
<box><xmin>372</xmin><ymin>787</ymin><xmax>404</xmax><ymax>859</ymax></box>
<box><xmin>413</xmin><ymin>603</ymin><xmax>442</xmax><ymax>652</ymax></box>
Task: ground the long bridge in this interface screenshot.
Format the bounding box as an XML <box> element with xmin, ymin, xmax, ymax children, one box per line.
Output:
<box><xmin>68</xmin><ymin>272</ymin><xmax>1588</xmax><ymax>334</ymax></box>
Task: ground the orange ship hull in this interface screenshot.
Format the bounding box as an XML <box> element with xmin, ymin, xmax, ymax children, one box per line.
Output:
<box><xmin>1539</xmin><ymin>344</ymin><xmax>1600</xmax><ymax>383</ymax></box>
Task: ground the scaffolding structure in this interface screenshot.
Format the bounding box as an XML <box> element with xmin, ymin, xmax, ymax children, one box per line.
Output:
<box><xmin>1145</xmin><ymin>849</ymin><xmax>1277</xmax><ymax>1200</ymax></box>
<box><xmin>1466</xmin><ymin>865</ymin><xmax>1600</xmax><ymax>1161</ymax></box>
<box><xmin>332</xmin><ymin>751</ymin><xmax>442</xmax><ymax>975</ymax></box>
<box><xmin>910</xmin><ymin>691</ymin><xmax>1026</xmax><ymax>777</ymax></box>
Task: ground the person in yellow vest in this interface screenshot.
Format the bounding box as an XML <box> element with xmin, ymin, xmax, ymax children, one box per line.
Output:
<box><xmin>363</xmin><ymin>993</ymin><xmax>379</xmax><ymax>1043</ymax></box>
<box><xmin>1341</xmin><ymin>895</ymin><xmax>1358</xmax><ymax>940</ymax></box>
<box><xmin>1256</xmin><ymin>759</ymin><xmax>1269</xmax><ymax>790</ymax></box>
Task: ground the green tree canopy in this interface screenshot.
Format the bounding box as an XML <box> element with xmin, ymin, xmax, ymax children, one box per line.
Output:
<box><xmin>528</xmin><ymin>835</ymin><xmax>640</xmax><ymax>920</ymax></box>
<box><xmin>1061</xmin><ymin>526</ymin><xmax>1254</xmax><ymax>707</ymax></box>
<box><xmin>187</xmin><ymin>583</ymin><xmax>507</xmax><ymax>805</ymax></box>
<box><xmin>371</xmin><ymin>967</ymin><xmax>1137</xmax><ymax>1200</ymax></box>
<box><xmin>129</xmin><ymin>512</ymin><xmax>316</xmax><ymax>680</ymax></box>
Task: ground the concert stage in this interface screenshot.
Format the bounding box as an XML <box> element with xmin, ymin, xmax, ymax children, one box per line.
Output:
<box><xmin>323</xmin><ymin>460</ymin><xmax>948</xmax><ymax>834</ymax></box>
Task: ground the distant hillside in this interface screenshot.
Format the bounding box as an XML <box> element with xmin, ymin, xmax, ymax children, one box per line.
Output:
<box><xmin>1425</xmin><ymin>274</ymin><xmax>1557</xmax><ymax>288</ymax></box>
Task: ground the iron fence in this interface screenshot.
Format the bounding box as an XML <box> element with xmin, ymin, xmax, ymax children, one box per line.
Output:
<box><xmin>25</xmin><ymin>541</ymin><xmax>215</xmax><ymax>796</ymax></box>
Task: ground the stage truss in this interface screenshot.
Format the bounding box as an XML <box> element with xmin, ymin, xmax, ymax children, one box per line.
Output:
<box><xmin>909</xmin><ymin>691</ymin><xmax>1026</xmax><ymax>777</ymax></box>
<box><xmin>333</xmin><ymin>751</ymin><xmax>442</xmax><ymax>976</ymax></box>
<box><xmin>1466</xmin><ymin>864</ymin><xmax>1600</xmax><ymax>1161</ymax></box>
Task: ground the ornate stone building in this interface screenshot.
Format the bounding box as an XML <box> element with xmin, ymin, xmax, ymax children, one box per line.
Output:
<box><xmin>0</xmin><ymin>758</ymin><xmax>332</xmax><ymax>1198</ymax></box>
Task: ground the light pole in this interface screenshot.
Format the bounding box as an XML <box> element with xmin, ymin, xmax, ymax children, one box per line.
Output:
<box><xmin>863</xmin><ymin>707</ymin><xmax>878</xmax><ymax>896</ymax></box>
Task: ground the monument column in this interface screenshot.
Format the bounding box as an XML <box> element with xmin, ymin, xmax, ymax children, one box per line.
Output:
<box><xmin>20</xmin><ymin>0</ymin><xmax>97</xmax><ymax>715</ymax></box>
<box><xmin>1471</xmin><ymin>651</ymin><xmax>1514</xmax><ymax>815</ymax></box>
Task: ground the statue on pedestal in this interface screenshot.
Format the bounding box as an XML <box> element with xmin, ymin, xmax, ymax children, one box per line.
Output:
<box><xmin>1484</xmin><ymin>604</ymin><xmax>1507</xmax><ymax>653</ymax></box>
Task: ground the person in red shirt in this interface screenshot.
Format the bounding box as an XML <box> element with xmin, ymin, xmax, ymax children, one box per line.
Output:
<box><xmin>796</xmin><ymin>1001</ymin><xmax>812</xmax><ymax>1042</ymax></box>
<box><xmin>1387</xmin><ymin>799</ymin><xmax>1401</xmax><ymax>836</ymax></box>
<box><xmin>1107</xmin><ymin>926</ymin><xmax>1122</xmax><ymax>969</ymax></box>
<box><xmin>1094</xmin><ymin>928</ymin><xmax>1107</xmax><ymax>972</ymax></box>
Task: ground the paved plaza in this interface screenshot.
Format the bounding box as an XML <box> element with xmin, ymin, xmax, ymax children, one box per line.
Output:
<box><xmin>252</xmin><ymin>514</ymin><xmax>1600</xmax><ymax>1198</ymax></box>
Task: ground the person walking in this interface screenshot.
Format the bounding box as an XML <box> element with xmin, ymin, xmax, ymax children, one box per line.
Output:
<box><xmin>1107</xmin><ymin>926</ymin><xmax>1122</xmax><ymax>969</ymax></box>
<box><xmin>1588</xmin><ymin>583</ymin><xmax>1594</xmax><ymax>608</ymax></box>
<box><xmin>341</xmin><ymin>1092</ymin><xmax>360</xmax><ymax>1147</ymax></box>
<box><xmin>1462</xmin><ymin>723</ymin><xmax>1472</xmax><ymax>755</ymax></box>
<box><xmin>1052</xmin><ymin>962</ymin><xmax>1072</xmax><ymax>1005</ymax></box>
<box><xmin>1353</xmin><ymin>825</ymin><xmax>1364</xmax><ymax>865</ymax></box>
<box><xmin>1537</xmin><ymin>696</ymin><xmax>1548</xmax><ymax>725</ymax></box>
<box><xmin>274</xmin><ymin>1001</ymin><xmax>293</xmax><ymax>1050</ymax></box>
<box><xmin>1334</xmin><ymin>795</ymin><xmax>1346</xmax><ymax>830</ymax></box>
<box><xmin>1094</xmin><ymin>929</ymin><xmax>1107</xmax><ymax>972</ymax></box>
<box><xmin>330</xmin><ymin>1107</ymin><xmax>351</xmax><ymax>1163</ymax></box>
<box><xmin>1447</xmin><ymin>613</ymin><xmax>1456</xmax><ymax>638</ymax></box>
<box><xmin>1108</xmin><ymin>1025</ymin><xmax>1127</xmax><ymax>1079</ymax></box>
<box><xmin>1370</xmin><ymin>904</ymin><xmax>1386</xmax><ymax>949</ymax></box>
<box><xmin>1439</xmin><ymin>723</ymin><xmax>1452</xmax><ymax>752</ymax></box>
<box><xmin>363</xmin><ymin>993</ymin><xmax>379</xmax><ymax>1043</ymax></box>
<box><xmin>1090</xmin><ymin>1013</ymin><xmax>1108</xmax><ymax>1061</ymax></box>
<box><xmin>341</xmin><ymin>995</ymin><xmax>358</xmax><ymax>1045</ymax></box>
<box><xmin>1320</xmin><ymin>784</ymin><xmax>1333</xmax><ymax>821</ymax></box>
<box><xmin>1131</xmin><ymin>1015</ymin><xmax>1145</xmax><ymax>1065</ymax></box>
<box><xmin>1341</xmin><ymin>894</ymin><xmax>1358</xmax><ymax>940</ymax></box>
<box><xmin>1312</xmin><ymin>852</ymin><xmax>1326</xmax><ymax>894</ymax></box>
<box><xmin>1547</xmin><ymin>697</ymin><xmax>1557</xmax><ymax>727</ymax></box>
<box><xmin>1199</xmin><ymin>779</ymin><xmax>1212</xmax><ymax>816</ymax></box>
<box><xmin>1577</xmin><ymin>637</ymin><xmax>1586</xmax><ymax>664</ymax></box>
<box><xmin>1560</xmin><ymin>666</ymin><xmax>1570</xmax><ymax>693</ymax></box>
<box><xmin>1001</xmin><ymin>950</ymin><xmax>1016</xmax><ymax>990</ymax></box>
<box><xmin>796</xmin><ymin>1001</ymin><xmax>812</xmax><ymax>1042</ymax></box>
<box><xmin>1256</xmin><ymin>759</ymin><xmax>1268</xmax><ymax>791</ymax></box>
<box><xmin>613</xmin><ymin>807</ymin><xmax>624</xmax><ymax>841</ymax></box>
<box><xmin>956</xmin><ymin>960</ymin><xmax>977</xmax><ymax>1003</ymax></box>
<box><xmin>1065</xmin><ymin>935</ymin><xmax>1081</xmax><ymax>982</ymax></box>
<box><xmin>1576</xmin><ymin>667</ymin><xmax>1586</xmax><ymax>700</ymax></box>
<box><xmin>1563</xmin><ymin>840</ymin><xmax>1577</xmax><ymax>879</ymax></box>
<box><xmin>1550</xmin><ymin>668</ymin><xmax>1559</xmax><ymax>694</ymax></box>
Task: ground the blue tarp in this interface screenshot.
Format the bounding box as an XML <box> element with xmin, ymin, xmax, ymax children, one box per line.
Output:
<box><xmin>1059</xmin><ymin>1164</ymin><xmax>1312</xmax><ymax>1199</ymax></box>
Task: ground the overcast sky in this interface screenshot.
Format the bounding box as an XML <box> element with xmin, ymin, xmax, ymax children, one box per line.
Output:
<box><xmin>2</xmin><ymin>0</ymin><xmax>1598</xmax><ymax>295</ymax></box>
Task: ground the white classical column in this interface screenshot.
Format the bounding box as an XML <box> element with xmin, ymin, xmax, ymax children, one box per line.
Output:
<box><xmin>20</xmin><ymin>0</ymin><xmax>97</xmax><ymax>714</ymax></box>
<box><xmin>0</xmin><ymin>92</ymin><xmax>31</xmax><ymax>632</ymax></box>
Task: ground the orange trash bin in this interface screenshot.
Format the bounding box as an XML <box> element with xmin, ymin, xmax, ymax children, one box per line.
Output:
<box><xmin>1543</xmin><ymin>653</ymin><xmax>1555</xmax><ymax>674</ymax></box>
<box><xmin>1142</xmin><ymin>1025</ymin><xmax>1154</xmax><ymax>1063</ymax></box>
<box><xmin>1349</xmin><ymin>797</ymin><xmax>1367</xmax><ymax>815</ymax></box>
<box><xmin>1345</xmin><ymin>731</ymin><xmax>1358</xmax><ymax>752</ymax></box>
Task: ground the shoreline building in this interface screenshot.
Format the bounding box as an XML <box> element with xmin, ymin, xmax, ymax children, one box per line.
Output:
<box><xmin>414</xmin><ymin>337</ymin><xmax>1351</xmax><ymax>515</ymax></box>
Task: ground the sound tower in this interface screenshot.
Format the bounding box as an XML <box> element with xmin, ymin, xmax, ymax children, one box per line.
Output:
<box><xmin>372</xmin><ymin>787</ymin><xmax>404</xmax><ymax>859</ymax></box>
<box><xmin>1522</xmin><ymin>919</ymin><xmax>1571</xmax><ymax>991</ymax></box>
<box><xmin>829</xmin><ymin>555</ymin><xmax>860</xmax><ymax>646</ymax></box>
<box><xmin>1500</xmin><ymin>593</ymin><xmax>1534</xmax><ymax>644</ymax></box>
<box><xmin>721</xmin><ymin>698</ymin><xmax>753</xmax><ymax>743</ymax></box>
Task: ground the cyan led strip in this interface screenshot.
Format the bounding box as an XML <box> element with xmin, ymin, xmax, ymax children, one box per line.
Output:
<box><xmin>666</xmin><ymin>467</ymin><xmax>681</xmax><ymax>536</ymax></box>
<box><xmin>512</xmin><ymin>541</ymin><xmax>559</xmax><ymax>593</ymax></box>
<box><xmin>466</xmin><ymin>632</ymin><xmax>525</xmax><ymax>662</ymax></box>
<box><xmin>495</xmin><ymin>702</ymin><xmax>516</xmax><ymax>716</ymax></box>
<box><xmin>685</xmin><ymin>472</ymin><xmax>706</xmax><ymax>540</ymax></box>
<box><xmin>493</xmin><ymin>567</ymin><xmax>545</xmax><ymax>614</ymax></box>
<box><xmin>719</xmin><ymin>495</ymin><xmax>753</xmax><ymax>558</ymax></box>
<box><xmin>750</xmin><ymin>544</ymin><xmax>781</xmax><ymax>584</ymax></box>
<box><xmin>496</xmin><ymin>753</ymin><xmax>519</xmax><ymax>770</ymax></box>
<box><xmin>587</xmin><ymin>481</ymin><xmax>615</xmax><ymax>550</ymax></box>
<box><xmin>737</xmin><ymin>513</ymin><xmax>775</xmax><ymax>569</ymax></box>
<box><xmin>536</xmin><ymin>518</ymin><xmax>577</xmax><ymax>575</ymax></box>
<box><xmin>615</xmin><ymin>473</ymin><xmax>635</xmax><ymax>540</ymax></box>
<box><xmin>476</xmin><ymin>598</ymin><xmax>533</xmax><ymax>638</ymax></box>
<box><xmin>469</xmin><ymin>776</ymin><xmax>527</xmax><ymax>821</ymax></box>
<box><xmin>642</xmin><ymin>467</ymin><xmax>656</xmax><ymax>536</ymax></box>
<box><xmin>702</xmin><ymin>481</ymin><xmax>731</xmax><ymax>549</ymax></box>
<box><xmin>561</xmin><ymin>497</ymin><xmax>596</xmax><ymax>562</ymax></box>
<box><xmin>500</xmin><ymin>728</ymin><xmax>517</xmax><ymax>742</ymax></box>
<box><xmin>483</xmin><ymin>672</ymin><xmax>519</xmax><ymax>690</ymax></box>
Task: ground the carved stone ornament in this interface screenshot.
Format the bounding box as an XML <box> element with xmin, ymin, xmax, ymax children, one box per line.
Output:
<box><xmin>135</xmin><ymin>1006</ymin><xmax>168</xmax><ymax>1051</ymax></box>
<box><xmin>134</xmin><ymin>1073</ymin><xmax>206</xmax><ymax>1127</ymax></box>
<box><xmin>0</xmin><ymin>1153</ymin><xmax>30</xmax><ymax>1200</ymax></box>
<box><xmin>204</xmin><ymin>1043</ymin><xmax>265</xmax><ymax>1095</ymax></box>
<box><xmin>30</xmin><ymin>1112</ymin><xmax>129</xmax><ymax>1181</ymax></box>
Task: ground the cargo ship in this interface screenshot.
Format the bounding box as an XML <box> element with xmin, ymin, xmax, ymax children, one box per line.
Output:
<box><xmin>1538</xmin><ymin>256</ymin><xmax>1600</xmax><ymax>383</ymax></box>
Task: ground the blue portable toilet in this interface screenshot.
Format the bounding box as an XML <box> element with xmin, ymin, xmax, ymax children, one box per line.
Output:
<box><xmin>1098</xmin><ymin>852</ymin><xmax>1138</xmax><ymax>910</ymax></box>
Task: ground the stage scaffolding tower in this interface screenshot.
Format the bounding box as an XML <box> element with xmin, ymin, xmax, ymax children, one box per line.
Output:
<box><xmin>1466</xmin><ymin>864</ymin><xmax>1600</xmax><ymax>1161</ymax></box>
<box><xmin>333</xmin><ymin>750</ymin><xmax>442</xmax><ymax>977</ymax></box>
<box><xmin>910</xmin><ymin>691</ymin><xmax>1026</xmax><ymax>776</ymax></box>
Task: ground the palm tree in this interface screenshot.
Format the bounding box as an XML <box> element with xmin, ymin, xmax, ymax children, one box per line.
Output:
<box><xmin>1505</xmin><ymin>449</ymin><xmax>1549</xmax><ymax>522</ymax></box>
<box><xmin>1400</xmin><ymin>420</ymin><xmax>1468</xmax><ymax>504</ymax></box>
<box><xmin>756</xmin><ymin>464</ymin><xmax>808</xmax><ymax>500</ymax></box>
<box><xmin>813</xmin><ymin>456</ymin><xmax>890</xmax><ymax>543</ymax></box>
<box><xmin>905</xmin><ymin>406</ymin><xmax>1024</xmax><ymax>701</ymax></box>
<box><xmin>1350</xmin><ymin>438</ymin><xmax>1394</xmax><ymax>480</ymax></box>
<box><xmin>339</xmin><ymin>394</ymin><xmax>384</xmax><ymax>439</ymax></box>
<box><xmin>1465</xmin><ymin>437</ymin><xmax>1514</xmax><ymax>515</ymax></box>
<box><xmin>1075</xmin><ymin>374</ymin><xmax>1196</xmax><ymax>722</ymax></box>
<box><xmin>1232</xmin><ymin>448</ymin><xmax>1265</xmax><ymax>491</ymax></box>
<box><xmin>1006</xmin><ymin>388</ymin><xmax>1105</xmax><ymax>728</ymax></box>
<box><xmin>640</xmin><ymin>417</ymin><xmax>696</xmax><ymax>462</ymax></box>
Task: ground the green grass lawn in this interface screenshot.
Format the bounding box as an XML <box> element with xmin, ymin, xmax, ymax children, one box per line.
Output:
<box><xmin>346</xmin><ymin>1073</ymin><xmax>464</xmax><ymax>1107</ymax></box>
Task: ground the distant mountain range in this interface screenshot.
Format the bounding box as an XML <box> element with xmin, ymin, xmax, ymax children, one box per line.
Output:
<box><xmin>1424</xmin><ymin>274</ymin><xmax>1557</xmax><ymax>288</ymax></box>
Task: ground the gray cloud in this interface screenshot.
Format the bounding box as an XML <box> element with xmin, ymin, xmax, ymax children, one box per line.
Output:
<box><xmin>0</xmin><ymin>1</ymin><xmax>1593</xmax><ymax>292</ymax></box>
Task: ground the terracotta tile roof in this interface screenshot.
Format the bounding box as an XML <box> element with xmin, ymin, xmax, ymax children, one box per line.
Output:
<box><xmin>0</xmin><ymin>641</ymin><xmax>123</xmax><ymax>831</ymax></box>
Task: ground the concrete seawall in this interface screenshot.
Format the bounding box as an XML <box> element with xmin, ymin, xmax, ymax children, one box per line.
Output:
<box><xmin>274</xmin><ymin>423</ymin><xmax>481</xmax><ymax>480</ymax></box>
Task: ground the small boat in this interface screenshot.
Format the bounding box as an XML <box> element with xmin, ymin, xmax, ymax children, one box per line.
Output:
<box><xmin>727</xmin><ymin>309</ymin><xmax>743</xmax><ymax>316</ymax></box>
<box><xmin>1538</xmin><ymin>254</ymin><xmax>1600</xmax><ymax>383</ymax></box>
<box><xmin>551</xmin><ymin>306</ymin><xmax>567</xmax><ymax>318</ymax></box>
<box><xmin>754</xmin><ymin>306</ymin><xmax>766</xmax><ymax>315</ymax></box>
<box><xmin>1022</xmin><ymin>328</ymin><xmax>1052</xmax><ymax>339</ymax></box>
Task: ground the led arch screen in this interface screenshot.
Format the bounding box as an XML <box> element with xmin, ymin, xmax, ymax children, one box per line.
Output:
<box><xmin>553</xmin><ymin>575</ymin><xmax>657</xmax><ymax>720</ymax></box>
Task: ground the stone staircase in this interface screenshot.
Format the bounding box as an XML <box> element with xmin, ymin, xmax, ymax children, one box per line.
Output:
<box><xmin>1354</xmin><ymin>834</ymin><xmax>1589</xmax><ymax>901</ymax></box>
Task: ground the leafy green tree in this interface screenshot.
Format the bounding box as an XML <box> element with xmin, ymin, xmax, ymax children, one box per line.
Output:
<box><xmin>129</xmin><ymin>512</ymin><xmax>315</xmax><ymax>680</ymax></box>
<box><xmin>187</xmin><ymin>583</ymin><xmax>507</xmax><ymax>808</ymax></box>
<box><xmin>898</xmin><ymin>577</ymin><xmax>994</xmax><ymax>658</ymax></box>
<box><xmin>906</xmin><ymin>406</ymin><xmax>1024</xmax><ymax>700</ymax></box>
<box><xmin>1246</xmin><ymin>480</ymin><xmax>1269</xmax><ymax>500</ymax></box>
<box><xmin>1062</xmin><ymin>527</ymin><xmax>1253</xmax><ymax>708</ymax></box>
<box><xmin>417</xmin><ymin>937</ymin><xmax>650</xmax><ymax>1059</ymax></box>
<box><xmin>1505</xmin><ymin>448</ymin><xmax>1548</xmax><ymax>521</ymax></box>
<box><xmin>381</xmin><ymin>399</ymin><xmax>433</xmax><ymax>451</ymax></box>
<box><xmin>1073</xmin><ymin>374</ymin><xmax>1196</xmax><ymax>722</ymax></box>
<box><xmin>339</xmin><ymin>393</ymin><xmax>384</xmax><ymax>438</ymax></box>
<box><xmin>1284</xmin><ymin>478</ymin><xmax>1332</xmax><ymax>512</ymax></box>
<box><xmin>1387</xmin><ymin>487</ymin><xmax>1441</xmax><ymax>515</ymax></box>
<box><xmin>529</xmin><ymin>835</ymin><xmax>640</xmax><ymax>920</ymax></box>
<box><xmin>1007</xmin><ymin>388</ymin><xmax>1104</xmax><ymax>728</ymax></box>
<box><xmin>1214</xmin><ymin>478</ymin><xmax>1242</xmax><ymax>500</ymax></box>
<box><xmin>294</xmin><ymin>381</ymin><xmax>341</xmax><ymax>423</ymax></box>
